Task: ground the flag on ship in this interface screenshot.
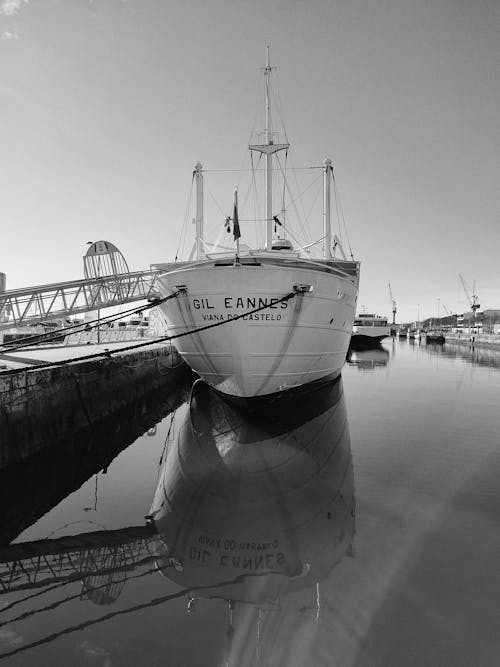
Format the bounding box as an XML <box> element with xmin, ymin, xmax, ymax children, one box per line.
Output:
<box><xmin>233</xmin><ymin>190</ymin><xmax>241</xmax><ymax>241</ymax></box>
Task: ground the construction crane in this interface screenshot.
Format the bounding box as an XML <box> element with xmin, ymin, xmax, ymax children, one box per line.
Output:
<box><xmin>442</xmin><ymin>304</ymin><xmax>452</xmax><ymax>317</ymax></box>
<box><xmin>388</xmin><ymin>283</ymin><xmax>396</xmax><ymax>325</ymax></box>
<box><xmin>459</xmin><ymin>274</ymin><xmax>480</xmax><ymax>313</ymax></box>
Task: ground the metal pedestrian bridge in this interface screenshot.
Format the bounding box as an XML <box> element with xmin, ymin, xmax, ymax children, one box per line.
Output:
<box><xmin>0</xmin><ymin>270</ymin><xmax>163</xmax><ymax>332</ymax></box>
<box><xmin>0</xmin><ymin>241</ymin><xmax>168</xmax><ymax>332</ymax></box>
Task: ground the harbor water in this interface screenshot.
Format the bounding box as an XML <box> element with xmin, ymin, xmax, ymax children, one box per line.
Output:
<box><xmin>0</xmin><ymin>339</ymin><xmax>498</xmax><ymax>666</ymax></box>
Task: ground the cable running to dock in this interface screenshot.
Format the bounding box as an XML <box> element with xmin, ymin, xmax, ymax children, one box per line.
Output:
<box><xmin>0</xmin><ymin>291</ymin><xmax>297</xmax><ymax>377</ymax></box>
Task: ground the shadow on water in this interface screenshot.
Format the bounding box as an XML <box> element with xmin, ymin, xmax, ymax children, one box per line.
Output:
<box><xmin>0</xmin><ymin>376</ymin><xmax>354</xmax><ymax>665</ymax></box>
<box><xmin>0</xmin><ymin>373</ymin><xmax>194</xmax><ymax>546</ymax></box>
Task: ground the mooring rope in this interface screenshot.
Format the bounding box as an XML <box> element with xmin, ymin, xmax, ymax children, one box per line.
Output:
<box><xmin>0</xmin><ymin>291</ymin><xmax>296</xmax><ymax>378</ymax></box>
<box><xmin>0</xmin><ymin>294</ymin><xmax>175</xmax><ymax>354</ymax></box>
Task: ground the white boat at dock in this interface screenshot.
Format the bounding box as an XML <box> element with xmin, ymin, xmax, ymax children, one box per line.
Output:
<box><xmin>350</xmin><ymin>313</ymin><xmax>390</xmax><ymax>349</ymax></box>
<box><xmin>155</xmin><ymin>50</ymin><xmax>360</xmax><ymax>398</ymax></box>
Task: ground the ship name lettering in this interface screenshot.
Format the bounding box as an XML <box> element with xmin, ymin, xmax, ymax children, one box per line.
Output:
<box><xmin>202</xmin><ymin>314</ymin><xmax>228</xmax><ymax>321</ymax></box>
<box><xmin>242</xmin><ymin>314</ymin><xmax>282</xmax><ymax>321</ymax></box>
<box><xmin>223</xmin><ymin>297</ymin><xmax>288</xmax><ymax>310</ymax></box>
<box><xmin>192</xmin><ymin>298</ymin><xmax>215</xmax><ymax>310</ymax></box>
<box><xmin>200</xmin><ymin>312</ymin><xmax>283</xmax><ymax>322</ymax></box>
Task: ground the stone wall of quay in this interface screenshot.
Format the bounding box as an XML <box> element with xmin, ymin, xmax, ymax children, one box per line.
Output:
<box><xmin>0</xmin><ymin>344</ymin><xmax>195</xmax><ymax>468</ymax></box>
<box><xmin>444</xmin><ymin>332</ymin><xmax>500</xmax><ymax>350</ymax></box>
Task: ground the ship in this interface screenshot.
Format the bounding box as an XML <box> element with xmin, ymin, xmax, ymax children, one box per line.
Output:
<box><xmin>154</xmin><ymin>49</ymin><xmax>360</xmax><ymax>398</ymax></box>
<box><xmin>350</xmin><ymin>312</ymin><xmax>390</xmax><ymax>349</ymax></box>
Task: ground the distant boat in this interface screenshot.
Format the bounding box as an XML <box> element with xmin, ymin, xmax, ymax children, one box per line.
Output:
<box><xmin>155</xmin><ymin>50</ymin><xmax>360</xmax><ymax>398</ymax></box>
<box><xmin>398</xmin><ymin>327</ymin><xmax>408</xmax><ymax>339</ymax></box>
<box><xmin>350</xmin><ymin>313</ymin><xmax>390</xmax><ymax>349</ymax></box>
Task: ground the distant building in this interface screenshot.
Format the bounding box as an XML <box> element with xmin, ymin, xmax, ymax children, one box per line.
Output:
<box><xmin>456</xmin><ymin>310</ymin><xmax>500</xmax><ymax>335</ymax></box>
<box><xmin>481</xmin><ymin>309</ymin><xmax>500</xmax><ymax>334</ymax></box>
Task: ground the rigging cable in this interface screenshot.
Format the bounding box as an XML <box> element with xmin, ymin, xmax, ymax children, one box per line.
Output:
<box><xmin>175</xmin><ymin>171</ymin><xmax>195</xmax><ymax>262</ymax></box>
<box><xmin>332</xmin><ymin>172</ymin><xmax>354</xmax><ymax>259</ymax></box>
<box><xmin>250</xmin><ymin>151</ymin><xmax>264</xmax><ymax>248</ymax></box>
<box><xmin>272</xmin><ymin>67</ymin><xmax>290</xmax><ymax>146</ymax></box>
<box><xmin>280</xmin><ymin>149</ymin><xmax>288</xmax><ymax>233</ymax></box>
<box><xmin>280</xmin><ymin>167</ymin><xmax>322</xmax><ymax>249</ymax></box>
<box><xmin>202</xmin><ymin>166</ymin><xmax>322</xmax><ymax>173</ymax></box>
<box><xmin>287</xmin><ymin>150</ymin><xmax>313</xmax><ymax>245</ymax></box>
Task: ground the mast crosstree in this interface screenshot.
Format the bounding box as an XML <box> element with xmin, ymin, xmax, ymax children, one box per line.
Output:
<box><xmin>248</xmin><ymin>46</ymin><xmax>289</xmax><ymax>250</ymax></box>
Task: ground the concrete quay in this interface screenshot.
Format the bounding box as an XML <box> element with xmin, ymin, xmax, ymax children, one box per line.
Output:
<box><xmin>0</xmin><ymin>341</ymin><xmax>196</xmax><ymax>469</ymax></box>
<box><xmin>444</xmin><ymin>332</ymin><xmax>500</xmax><ymax>351</ymax></box>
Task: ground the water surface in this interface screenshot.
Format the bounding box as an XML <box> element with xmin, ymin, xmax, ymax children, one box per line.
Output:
<box><xmin>0</xmin><ymin>340</ymin><xmax>498</xmax><ymax>666</ymax></box>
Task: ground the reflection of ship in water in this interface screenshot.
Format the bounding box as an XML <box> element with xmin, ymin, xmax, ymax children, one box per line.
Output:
<box><xmin>150</xmin><ymin>376</ymin><xmax>355</xmax><ymax>664</ymax></box>
<box><xmin>346</xmin><ymin>346</ymin><xmax>390</xmax><ymax>372</ymax></box>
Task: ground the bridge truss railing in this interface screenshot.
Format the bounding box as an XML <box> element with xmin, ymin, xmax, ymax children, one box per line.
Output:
<box><xmin>0</xmin><ymin>527</ymin><xmax>159</xmax><ymax>595</ymax></box>
<box><xmin>0</xmin><ymin>270</ymin><xmax>164</xmax><ymax>332</ymax></box>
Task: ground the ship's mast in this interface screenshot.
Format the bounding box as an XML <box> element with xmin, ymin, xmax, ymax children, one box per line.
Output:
<box><xmin>323</xmin><ymin>158</ymin><xmax>332</xmax><ymax>259</ymax></box>
<box><xmin>264</xmin><ymin>47</ymin><xmax>273</xmax><ymax>250</ymax></box>
<box><xmin>249</xmin><ymin>46</ymin><xmax>289</xmax><ymax>250</ymax></box>
<box><xmin>194</xmin><ymin>162</ymin><xmax>204</xmax><ymax>260</ymax></box>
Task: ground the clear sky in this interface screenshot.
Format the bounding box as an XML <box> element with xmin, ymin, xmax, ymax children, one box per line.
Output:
<box><xmin>1</xmin><ymin>0</ymin><xmax>498</xmax><ymax>323</ymax></box>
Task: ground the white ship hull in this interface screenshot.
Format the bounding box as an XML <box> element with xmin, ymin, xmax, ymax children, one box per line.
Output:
<box><xmin>351</xmin><ymin>325</ymin><xmax>390</xmax><ymax>348</ymax></box>
<box><xmin>352</xmin><ymin>325</ymin><xmax>390</xmax><ymax>338</ymax></box>
<box><xmin>158</xmin><ymin>257</ymin><xmax>359</xmax><ymax>397</ymax></box>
